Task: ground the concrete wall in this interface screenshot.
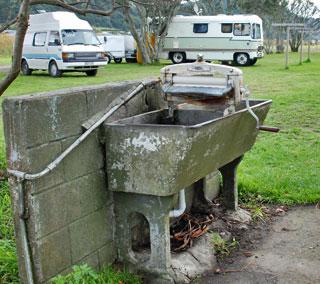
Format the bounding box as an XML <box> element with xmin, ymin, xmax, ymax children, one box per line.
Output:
<box><xmin>3</xmin><ymin>79</ymin><xmax>160</xmax><ymax>283</ymax></box>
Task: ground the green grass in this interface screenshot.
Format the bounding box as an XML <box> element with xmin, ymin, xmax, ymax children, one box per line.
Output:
<box><xmin>237</xmin><ymin>52</ymin><xmax>320</xmax><ymax>205</ymax></box>
<box><xmin>0</xmin><ymin>52</ymin><xmax>319</xmax><ymax>282</ymax></box>
<box><xmin>0</xmin><ymin>56</ymin><xmax>11</xmax><ymax>66</ymax></box>
<box><xmin>52</xmin><ymin>264</ymin><xmax>141</xmax><ymax>284</ymax></box>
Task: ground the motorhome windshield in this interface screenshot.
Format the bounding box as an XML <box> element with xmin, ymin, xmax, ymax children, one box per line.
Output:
<box><xmin>61</xmin><ymin>29</ymin><xmax>100</xmax><ymax>45</ymax></box>
<box><xmin>252</xmin><ymin>24</ymin><xmax>261</xmax><ymax>39</ymax></box>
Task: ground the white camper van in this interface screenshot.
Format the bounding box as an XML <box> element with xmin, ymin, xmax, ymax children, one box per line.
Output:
<box><xmin>98</xmin><ymin>34</ymin><xmax>125</xmax><ymax>63</ymax></box>
<box><xmin>22</xmin><ymin>12</ymin><xmax>108</xmax><ymax>77</ymax></box>
<box><xmin>161</xmin><ymin>15</ymin><xmax>264</xmax><ymax>66</ymax></box>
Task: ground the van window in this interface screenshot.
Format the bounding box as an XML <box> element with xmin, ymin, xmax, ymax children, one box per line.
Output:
<box><xmin>233</xmin><ymin>23</ymin><xmax>250</xmax><ymax>36</ymax></box>
<box><xmin>252</xmin><ymin>24</ymin><xmax>261</xmax><ymax>39</ymax></box>
<box><xmin>193</xmin><ymin>23</ymin><xmax>208</xmax><ymax>33</ymax></box>
<box><xmin>62</xmin><ymin>29</ymin><xmax>100</xmax><ymax>45</ymax></box>
<box><xmin>33</xmin><ymin>32</ymin><xmax>47</xmax><ymax>46</ymax></box>
<box><xmin>221</xmin><ymin>23</ymin><xmax>232</xmax><ymax>33</ymax></box>
<box><xmin>48</xmin><ymin>31</ymin><xmax>61</xmax><ymax>46</ymax></box>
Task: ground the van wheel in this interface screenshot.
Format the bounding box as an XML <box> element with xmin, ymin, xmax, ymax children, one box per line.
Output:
<box><xmin>235</xmin><ymin>53</ymin><xmax>249</xmax><ymax>66</ymax></box>
<box><xmin>171</xmin><ymin>52</ymin><xmax>185</xmax><ymax>64</ymax></box>
<box><xmin>86</xmin><ymin>69</ymin><xmax>98</xmax><ymax>77</ymax></box>
<box><xmin>21</xmin><ymin>60</ymin><xmax>32</xmax><ymax>75</ymax></box>
<box><xmin>48</xmin><ymin>61</ymin><xmax>62</xmax><ymax>77</ymax></box>
<box><xmin>249</xmin><ymin>58</ymin><xmax>258</xmax><ymax>65</ymax></box>
<box><xmin>114</xmin><ymin>58</ymin><xmax>122</xmax><ymax>64</ymax></box>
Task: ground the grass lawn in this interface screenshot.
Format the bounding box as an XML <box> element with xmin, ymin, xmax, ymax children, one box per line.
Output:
<box><xmin>0</xmin><ymin>56</ymin><xmax>11</xmax><ymax>66</ymax></box>
<box><xmin>0</xmin><ymin>52</ymin><xmax>319</xmax><ymax>282</ymax></box>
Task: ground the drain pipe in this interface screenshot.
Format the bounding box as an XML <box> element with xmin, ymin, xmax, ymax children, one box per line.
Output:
<box><xmin>7</xmin><ymin>79</ymin><xmax>159</xmax><ymax>283</ymax></box>
<box><xmin>16</xmin><ymin>179</ymin><xmax>34</xmax><ymax>284</ymax></box>
<box><xmin>169</xmin><ymin>189</ymin><xmax>186</xmax><ymax>218</ymax></box>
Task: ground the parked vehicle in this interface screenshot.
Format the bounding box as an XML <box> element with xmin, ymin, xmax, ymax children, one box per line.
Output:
<box><xmin>98</xmin><ymin>33</ymin><xmax>125</xmax><ymax>63</ymax></box>
<box><xmin>124</xmin><ymin>35</ymin><xmax>137</xmax><ymax>63</ymax></box>
<box><xmin>161</xmin><ymin>14</ymin><xmax>264</xmax><ymax>66</ymax></box>
<box><xmin>22</xmin><ymin>11</ymin><xmax>108</xmax><ymax>77</ymax></box>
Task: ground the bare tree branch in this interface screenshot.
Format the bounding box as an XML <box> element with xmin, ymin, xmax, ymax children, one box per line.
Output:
<box><xmin>0</xmin><ymin>16</ymin><xmax>19</xmax><ymax>34</ymax></box>
<box><xmin>30</xmin><ymin>0</ymin><xmax>121</xmax><ymax>16</ymax></box>
<box><xmin>0</xmin><ymin>0</ymin><xmax>30</xmax><ymax>96</ymax></box>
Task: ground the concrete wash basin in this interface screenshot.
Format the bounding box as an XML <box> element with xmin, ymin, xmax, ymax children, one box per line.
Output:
<box><xmin>105</xmin><ymin>99</ymin><xmax>272</xmax><ymax>197</ymax></box>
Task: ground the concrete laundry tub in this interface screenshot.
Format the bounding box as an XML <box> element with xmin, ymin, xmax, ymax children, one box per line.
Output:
<box><xmin>105</xmin><ymin>100</ymin><xmax>271</xmax><ymax>197</ymax></box>
<box><xmin>104</xmin><ymin>100</ymin><xmax>272</xmax><ymax>282</ymax></box>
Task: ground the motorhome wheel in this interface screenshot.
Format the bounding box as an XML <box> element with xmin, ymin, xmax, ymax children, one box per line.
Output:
<box><xmin>114</xmin><ymin>58</ymin><xmax>123</xmax><ymax>64</ymax></box>
<box><xmin>21</xmin><ymin>60</ymin><xmax>32</xmax><ymax>75</ymax></box>
<box><xmin>86</xmin><ymin>69</ymin><xmax>98</xmax><ymax>77</ymax></box>
<box><xmin>171</xmin><ymin>52</ymin><xmax>185</xmax><ymax>64</ymax></box>
<box><xmin>235</xmin><ymin>53</ymin><xmax>249</xmax><ymax>66</ymax></box>
<box><xmin>48</xmin><ymin>61</ymin><xmax>62</xmax><ymax>77</ymax></box>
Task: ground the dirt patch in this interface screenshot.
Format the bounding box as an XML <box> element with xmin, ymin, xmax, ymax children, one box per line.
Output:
<box><xmin>194</xmin><ymin>205</ymin><xmax>320</xmax><ymax>284</ymax></box>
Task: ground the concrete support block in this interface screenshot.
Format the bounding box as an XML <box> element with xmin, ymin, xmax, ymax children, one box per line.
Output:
<box><xmin>203</xmin><ymin>171</ymin><xmax>221</xmax><ymax>201</ymax></box>
<box><xmin>114</xmin><ymin>192</ymin><xmax>174</xmax><ymax>275</ymax></box>
<box><xmin>219</xmin><ymin>155</ymin><xmax>243</xmax><ymax>211</ymax></box>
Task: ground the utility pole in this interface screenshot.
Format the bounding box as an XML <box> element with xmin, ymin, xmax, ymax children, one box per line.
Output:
<box><xmin>272</xmin><ymin>23</ymin><xmax>305</xmax><ymax>69</ymax></box>
<box><xmin>299</xmin><ymin>29</ymin><xmax>304</xmax><ymax>65</ymax></box>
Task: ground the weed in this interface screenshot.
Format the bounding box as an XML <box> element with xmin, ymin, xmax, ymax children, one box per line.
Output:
<box><xmin>51</xmin><ymin>264</ymin><xmax>142</xmax><ymax>284</ymax></box>
<box><xmin>0</xmin><ymin>240</ymin><xmax>19</xmax><ymax>284</ymax></box>
<box><xmin>211</xmin><ymin>233</ymin><xmax>239</xmax><ymax>257</ymax></box>
<box><xmin>0</xmin><ymin>34</ymin><xmax>13</xmax><ymax>57</ymax></box>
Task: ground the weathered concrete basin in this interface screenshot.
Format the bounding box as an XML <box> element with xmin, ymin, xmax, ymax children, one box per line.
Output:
<box><xmin>105</xmin><ymin>99</ymin><xmax>271</xmax><ymax>197</ymax></box>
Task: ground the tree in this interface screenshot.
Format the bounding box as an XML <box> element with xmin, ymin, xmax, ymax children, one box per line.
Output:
<box><xmin>286</xmin><ymin>0</ymin><xmax>319</xmax><ymax>52</ymax></box>
<box><xmin>122</xmin><ymin>0</ymin><xmax>182</xmax><ymax>64</ymax></box>
<box><xmin>0</xmin><ymin>0</ymin><xmax>122</xmax><ymax>96</ymax></box>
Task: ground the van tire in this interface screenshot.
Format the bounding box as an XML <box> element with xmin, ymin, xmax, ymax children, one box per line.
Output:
<box><xmin>114</xmin><ymin>58</ymin><xmax>122</xmax><ymax>64</ymax></box>
<box><xmin>249</xmin><ymin>58</ymin><xmax>258</xmax><ymax>65</ymax></box>
<box><xmin>86</xmin><ymin>69</ymin><xmax>98</xmax><ymax>77</ymax></box>
<box><xmin>48</xmin><ymin>61</ymin><xmax>62</xmax><ymax>77</ymax></box>
<box><xmin>171</xmin><ymin>52</ymin><xmax>186</xmax><ymax>64</ymax></box>
<box><xmin>234</xmin><ymin>53</ymin><xmax>249</xmax><ymax>66</ymax></box>
<box><xmin>106</xmin><ymin>55</ymin><xmax>112</xmax><ymax>64</ymax></box>
<box><xmin>21</xmin><ymin>60</ymin><xmax>32</xmax><ymax>75</ymax></box>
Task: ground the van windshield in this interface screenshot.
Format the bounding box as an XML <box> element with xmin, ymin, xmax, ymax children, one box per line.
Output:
<box><xmin>61</xmin><ymin>29</ymin><xmax>100</xmax><ymax>45</ymax></box>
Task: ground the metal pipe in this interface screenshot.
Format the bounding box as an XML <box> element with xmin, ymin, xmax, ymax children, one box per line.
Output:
<box><xmin>169</xmin><ymin>189</ymin><xmax>186</xmax><ymax>218</ymax></box>
<box><xmin>8</xmin><ymin>79</ymin><xmax>159</xmax><ymax>180</ymax></box>
<box><xmin>16</xmin><ymin>180</ymin><xmax>34</xmax><ymax>284</ymax></box>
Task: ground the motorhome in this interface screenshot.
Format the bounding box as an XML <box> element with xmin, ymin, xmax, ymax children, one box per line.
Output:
<box><xmin>22</xmin><ymin>12</ymin><xmax>108</xmax><ymax>77</ymax></box>
<box><xmin>98</xmin><ymin>33</ymin><xmax>125</xmax><ymax>63</ymax></box>
<box><xmin>161</xmin><ymin>15</ymin><xmax>264</xmax><ymax>66</ymax></box>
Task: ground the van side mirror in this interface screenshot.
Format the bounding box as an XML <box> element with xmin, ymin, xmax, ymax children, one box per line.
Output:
<box><xmin>54</xmin><ymin>39</ymin><xmax>61</xmax><ymax>46</ymax></box>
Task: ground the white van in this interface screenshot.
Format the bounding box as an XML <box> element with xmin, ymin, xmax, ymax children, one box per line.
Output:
<box><xmin>161</xmin><ymin>14</ymin><xmax>264</xmax><ymax>66</ymax></box>
<box><xmin>98</xmin><ymin>34</ymin><xmax>125</xmax><ymax>63</ymax></box>
<box><xmin>124</xmin><ymin>35</ymin><xmax>137</xmax><ymax>63</ymax></box>
<box><xmin>22</xmin><ymin>12</ymin><xmax>108</xmax><ymax>77</ymax></box>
